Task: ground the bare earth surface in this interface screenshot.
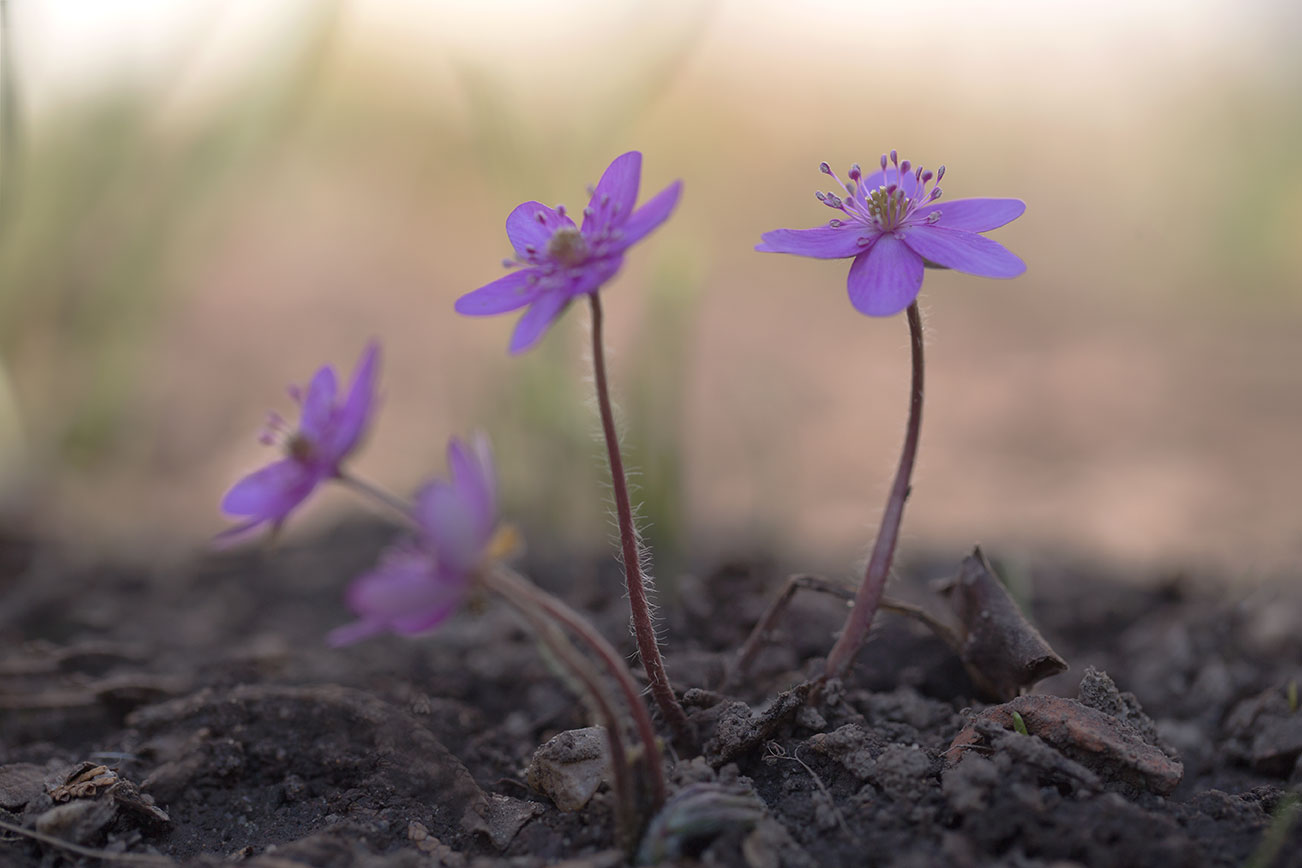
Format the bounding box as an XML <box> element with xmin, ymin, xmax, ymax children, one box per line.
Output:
<box><xmin>1</xmin><ymin>525</ymin><xmax>1300</xmax><ymax>867</ymax></box>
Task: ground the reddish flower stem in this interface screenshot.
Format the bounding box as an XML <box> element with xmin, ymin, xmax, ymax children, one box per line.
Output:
<box><xmin>334</xmin><ymin>471</ymin><xmax>666</xmax><ymax>829</ymax></box>
<box><xmin>479</xmin><ymin>568</ymin><xmax>642</xmax><ymax>848</ymax></box>
<box><xmin>486</xmin><ymin>563</ymin><xmax>666</xmax><ymax>811</ymax></box>
<box><xmin>823</xmin><ymin>301</ymin><xmax>925</xmax><ymax>680</ymax></box>
<box><xmin>587</xmin><ymin>293</ymin><xmax>694</xmax><ymax>747</ymax></box>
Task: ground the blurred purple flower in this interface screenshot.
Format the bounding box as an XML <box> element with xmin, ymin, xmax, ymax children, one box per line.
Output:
<box><xmin>219</xmin><ymin>342</ymin><xmax>380</xmax><ymax>541</ymax></box>
<box><xmin>415</xmin><ymin>433</ymin><xmax>500</xmax><ymax>576</ymax></box>
<box><xmin>456</xmin><ymin>151</ymin><xmax>682</xmax><ymax>353</ymax></box>
<box><xmin>329</xmin><ymin>434</ymin><xmax>499</xmax><ymax>645</ymax></box>
<box><xmin>757</xmin><ymin>151</ymin><xmax>1025</xmax><ymax>316</ymax></box>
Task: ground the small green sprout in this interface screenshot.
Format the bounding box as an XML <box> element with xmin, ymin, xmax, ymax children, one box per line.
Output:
<box><xmin>1010</xmin><ymin>710</ymin><xmax>1029</xmax><ymax>736</ymax></box>
<box><xmin>1287</xmin><ymin>679</ymin><xmax>1298</xmax><ymax>714</ymax></box>
<box><xmin>1243</xmin><ymin>792</ymin><xmax>1300</xmax><ymax>868</ymax></box>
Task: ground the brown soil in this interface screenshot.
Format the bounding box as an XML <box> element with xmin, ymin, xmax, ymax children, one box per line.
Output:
<box><xmin>1</xmin><ymin>525</ymin><xmax>1300</xmax><ymax>867</ymax></box>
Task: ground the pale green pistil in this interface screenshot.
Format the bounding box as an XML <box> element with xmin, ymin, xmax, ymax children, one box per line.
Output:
<box><xmin>547</xmin><ymin>227</ymin><xmax>590</xmax><ymax>267</ymax></box>
<box><xmin>867</xmin><ymin>186</ymin><xmax>912</xmax><ymax>232</ymax></box>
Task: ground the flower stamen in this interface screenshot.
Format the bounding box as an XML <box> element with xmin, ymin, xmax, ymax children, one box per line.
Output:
<box><xmin>258</xmin><ymin>411</ymin><xmax>317</xmax><ymax>462</ymax></box>
<box><xmin>547</xmin><ymin>226</ymin><xmax>590</xmax><ymax>267</ymax></box>
<box><xmin>258</xmin><ymin>411</ymin><xmax>290</xmax><ymax>447</ymax></box>
<box><xmin>814</xmin><ymin>151</ymin><xmax>949</xmax><ymax>233</ymax></box>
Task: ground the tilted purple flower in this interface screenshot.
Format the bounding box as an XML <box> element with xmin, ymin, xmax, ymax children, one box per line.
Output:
<box><xmin>757</xmin><ymin>151</ymin><xmax>1026</xmax><ymax>316</ymax></box>
<box><xmin>219</xmin><ymin>342</ymin><xmax>380</xmax><ymax>540</ymax></box>
<box><xmin>456</xmin><ymin>151</ymin><xmax>682</xmax><ymax>354</ymax></box>
<box><xmin>415</xmin><ymin>433</ymin><xmax>499</xmax><ymax>576</ymax></box>
<box><xmin>328</xmin><ymin>434</ymin><xmax>500</xmax><ymax>645</ymax></box>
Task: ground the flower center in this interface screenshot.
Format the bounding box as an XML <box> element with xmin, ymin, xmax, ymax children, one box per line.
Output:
<box><xmin>546</xmin><ymin>227</ymin><xmax>589</xmax><ymax>267</ymax></box>
<box><xmin>259</xmin><ymin>408</ymin><xmax>318</xmax><ymax>463</ymax></box>
<box><xmin>866</xmin><ymin>185</ymin><xmax>913</xmax><ymax>232</ymax></box>
<box><xmin>286</xmin><ymin>432</ymin><xmax>316</xmax><ymax>462</ymax></box>
<box><xmin>816</xmin><ymin>150</ymin><xmax>946</xmax><ymax>234</ymax></box>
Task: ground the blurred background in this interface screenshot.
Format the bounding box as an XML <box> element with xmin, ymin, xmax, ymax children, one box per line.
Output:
<box><xmin>0</xmin><ymin>0</ymin><xmax>1299</xmax><ymax>581</ymax></box>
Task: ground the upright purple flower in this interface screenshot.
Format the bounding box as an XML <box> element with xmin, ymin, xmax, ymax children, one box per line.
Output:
<box><xmin>328</xmin><ymin>434</ymin><xmax>500</xmax><ymax>645</ymax></box>
<box><xmin>219</xmin><ymin>342</ymin><xmax>380</xmax><ymax>540</ymax></box>
<box><xmin>456</xmin><ymin>151</ymin><xmax>682</xmax><ymax>353</ymax></box>
<box><xmin>757</xmin><ymin>151</ymin><xmax>1025</xmax><ymax>316</ymax></box>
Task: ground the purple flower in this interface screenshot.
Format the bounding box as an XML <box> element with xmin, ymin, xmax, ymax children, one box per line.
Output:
<box><xmin>456</xmin><ymin>151</ymin><xmax>682</xmax><ymax>353</ymax></box>
<box><xmin>415</xmin><ymin>433</ymin><xmax>499</xmax><ymax>576</ymax></box>
<box><xmin>328</xmin><ymin>434</ymin><xmax>499</xmax><ymax>645</ymax></box>
<box><xmin>219</xmin><ymin>342</ymin><xmax>380</xmax><ymax>540</ymax></box>
<box><xmin>757</xmin><ymin>151</ymin><xmax>1025</xmax><ymax>316</ymax></box>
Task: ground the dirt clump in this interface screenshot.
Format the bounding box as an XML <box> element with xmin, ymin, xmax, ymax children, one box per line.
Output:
<box><xmin>2</xmin><ymin>533</ymin><xmax>1300</xmax><ymax>866</ymax></box>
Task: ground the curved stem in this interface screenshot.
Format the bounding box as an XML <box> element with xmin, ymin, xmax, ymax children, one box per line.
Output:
<box><xmin>728</xmin><ymin>573</ymin><xmax>965</xmax><ymax>691</ymax></box>
<box><xmin>587</xmin><ymin>293</ymin><xmax>693</xmax><ymax>746</ymax></box>
<box><xmin>727</xmin><ymin>574</ymin><xmax>849</xmax><ymax>689</ymax></box>
<box><xmin>824</xmin><ymin>301</ymin><xmax>925</xmax><ymax>680</ymax></box>
<box><xmin>335</xmin><ymin>472</ymin><xmax>418</xmax><ymax>529</ymax></box>
<box><xmin>480</xmin><ymin>569</ymin><xmax>641</xmax><ymax>849</ymax></box>
<box><xmin>487</xmin><ymin>564</ymin><xmax>666</xmax><ymax>811</ymax></box>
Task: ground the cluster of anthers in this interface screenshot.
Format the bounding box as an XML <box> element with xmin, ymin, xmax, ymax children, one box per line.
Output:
<box><xmin>257</xmin><ymin>407</ymin><xmax>313</xmax><ymax>462</ymax></box>
<box><xmin>505</xmin><ymin>189</ymin><xmax>630</xmax><ymax>272</ymax></box>
<box><xmin>818</xmin><ymin>150</ymin><xmax>946</xmax><ymax>236</ymax></box>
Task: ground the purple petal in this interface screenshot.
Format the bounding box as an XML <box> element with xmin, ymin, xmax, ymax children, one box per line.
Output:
<box><xmin>322</xmin><ymin>341</ymin><xmax>380</xmax><ymax>461</ymax></box>
<box><xmin>582</xmin><ymin>151</ymin><xmax>641</xmax><ymax>235</ymax></box>
<box><xmin>508</xmin><ymin>290</ymin><xmax>571</xmax><ymax>354</ymax></box>
<box><xmin>331</xmin><ymin>551</ymin><xmax>463</xmax><ymax>644</ymax></box>
<box><xmin>846</xmin><ymin>234</ymin><xmax>925</xmax><ymax>316</ymax></box>
<box><xmin>901</xmin><ymin>224</ymin><xmax>1026</xmax><ymax>278</ymax></box>
<box><xmin>220</xmin><ymin>458</ymin><xmax>320</xmax><ymax>519</ymax></box>
<box><xmin>446</xmin><ymin>435</ymin><xmax>496</xmax><ymax>536</ymax></box>
<box><xmin>611</xmin><ymin>180</ymin><xmax>681</xmax><ymax>250</ymax></box>
<box><xmin>392</xmin><ymin>595</ymin><xmax>460</xmax><ymax>633</ymax></box>
<box><xmin>445</xmin><ymin>438</ymin><xmax>474</xmax><ymax>488</ymax></box>
<box><xmin>757</xmin><ymin>225</ymin><xmax>874</xmax><ymax>260</ymax></box>
<box><xmin>924</xmin><ymin>198</ymin><xmax>1025</xmax><ymax>232</ymax></box>
<box><xmin>298</xmin><ymin>366</ymin><xmax>338</xmax><ymax>441</ymax></box>
<box><xmin>468</xmin><ymin>431</ymin><xmax>498</xmax><ymax>520</ymax></box>
<box><xmin>455</xmin><ymin>269</ymin><xmax>543</xmax><ymax>316</ymax></box>
<box><xmin>564</xmin><ymin>255</ymin><xmax>624</xmax><ymax>298</ymax></box>
<box><xmin>505</xmin><ymin>201</ymin><xmax>575</xmax><ymax>261</ymax></box>
<box><xmin>417</xmin><ymin>480</ymin><xmax>487</xmax><ymax>574</ymax></box>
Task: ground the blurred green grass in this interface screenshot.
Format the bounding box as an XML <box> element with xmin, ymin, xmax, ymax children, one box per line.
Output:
<box><xmin>0</xmin><ymin>2</ymin><xmax>1299</xmax><ymax>575</ymax></box>
<box><xmin>0</xmin><ymin>3</ymin><xmax>338</xmax><ymax>483</ymax></box>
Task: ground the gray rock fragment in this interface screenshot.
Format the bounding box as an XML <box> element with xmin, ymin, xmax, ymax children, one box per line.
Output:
<box><xmin>526</xmin><ymin>726</ymin><xmax>612</xmax><ymax>811</ymax></box>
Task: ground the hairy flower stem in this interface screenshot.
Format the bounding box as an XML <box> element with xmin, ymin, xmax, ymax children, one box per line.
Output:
<box><xmin>588</xmin><ymin>293</ymin><xmax>694</xmax><ymax>747</ymax></box>
<box><xmin>481</xmin><ymin>570</ymin><xmax>642</xmax><ymax>849</ymax></box>
<box><xmin>487</xmin><ymin>564</ymin><xmax>666</xmax><ymax>811</ymax></box>
<box><xmin>823</xmin><ymin>302</ymin><xmax>925</xmax><ymax>680</ymax></box>
<box><xmin>334</xmin><ymin>472</ymin><xmax>668</xmax><ymax>814</ymax></box>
